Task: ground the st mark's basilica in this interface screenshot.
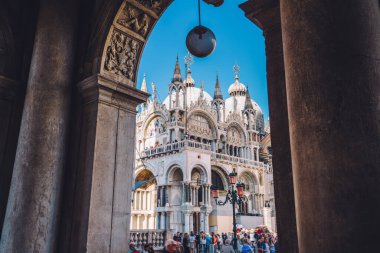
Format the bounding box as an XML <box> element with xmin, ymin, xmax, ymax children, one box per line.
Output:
<box><xmin>131</xmin><ymin>56</ymin><xmax>275</xmax><ymax>235</ymax></box>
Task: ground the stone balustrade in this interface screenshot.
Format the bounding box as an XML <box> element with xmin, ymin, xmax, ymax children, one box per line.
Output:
<box><xmin>140</xmin><ymin>140</ymin><xmax>211</xmax><ymax>158</ymax></box>
<box><xmin>130</xmin><ymin>229</ymin><xmax>166</xmax><ymax>251</ymax></box>
<box><xmin>168</xmin><ymin>121</ymin><xmax>185</xmax><ymax>128</ymax></box>
<box><xmin>211</xmin><ymin>153</ymin><xmax>264</xmax><ymax>168</ymax></box>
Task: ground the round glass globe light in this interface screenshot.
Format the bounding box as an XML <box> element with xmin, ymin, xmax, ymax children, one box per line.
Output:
<box><xmin>186</xmin><ymin>25</ymin><xmax>216</xmax><ymax>58</ymax></box>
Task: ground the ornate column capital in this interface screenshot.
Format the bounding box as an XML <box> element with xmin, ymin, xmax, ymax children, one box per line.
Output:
<box><xmin>239</xmin><ymin>0</ymin><xmax>280</xmax><ymax>33</ymax></box>
<box><xmin>77</xmin><ymin>74</ymin><xmax>149</xmax><ymax>113</ymax></box>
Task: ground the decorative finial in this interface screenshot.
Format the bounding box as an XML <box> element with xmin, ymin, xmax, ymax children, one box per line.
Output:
<box><xmin>233</xmin><ymin>64</ymin><xmax>240</xmax><ymax>76</ymax></box>
<box><xmin>176</xmin><ymin>53</ymin><xmax>179</xmax><ymax>61</ymax></box>
<box><xmin>184</xmin><ymin>52</ymin><xmax>194</xmax><ymax>70</ymax></box>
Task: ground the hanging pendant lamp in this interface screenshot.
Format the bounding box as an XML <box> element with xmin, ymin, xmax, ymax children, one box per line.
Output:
<box><xmin>186</xmin><ymin>0</ymin><xmax>216</xmax><ymax>58</ymax></box>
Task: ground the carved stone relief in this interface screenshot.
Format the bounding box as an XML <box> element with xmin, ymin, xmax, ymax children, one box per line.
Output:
<box><xmin>136</xmin><ymin>0</ymin><xmax>167</xmax><ymax>14</ymax></box>
<box><xmin>104</xmin><ymin>29</ymin><xmax>142</xmax><ymax>82</ymax></box>
<box><xmin>117</xmin><ymin>4</ymin><xmax>152</xmax><ymax>38</ymax></box>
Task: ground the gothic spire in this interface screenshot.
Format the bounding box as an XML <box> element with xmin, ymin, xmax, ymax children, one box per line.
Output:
<box><xmin>141</xmin><ymin>73</ymin><xmax>147</xmax><ymax>92</ymax></box>
<box><xmin>244</xmin><ymin>87</ymin><xmax>254</xmax><ymax>110</ymax></box>
<box><xmin>172</xmin><ymin>56</ymin><xmax>183</xmax><ymax>82</ymax></box>
<box><xmin>213</xmin><ymin>75</ymin><xmax>223</xmax><ymax>100</ymax></box>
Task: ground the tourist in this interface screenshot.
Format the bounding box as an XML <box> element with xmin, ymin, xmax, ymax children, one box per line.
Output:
<box><xmin>222</xmin><ymin>233</ymin><xmax>227</xmax><ymax>245</ymax></box>
<box><xmin>129</xmin><ymin>242</ymin><xmax>140</xmax><ymax>253</ymax></box>
<box><xmin>195</xmin><ymin>232</ymin><xmax>201</xmax><ymax>253</ymax></box>
<box><xmin>206</xmin><ymin>233</ymin><xmax>212</xmax><ymax>253</ymax></box>
<box><xmin>200</xmin><ymin>232</ymin><xmax>207</xmax><ymax>253</ymax></box>
<box><xmin>210</xmin><ymin>232</ymin><xmax>217</xmax><ymax>253</ymax></box>
<box><xmin>269</xmin><ymin>238</ymin><xmax>275</xmax><ymax>253</ymax></box>
<box><xmin>236</xmin><ymin>235</ymin><xmax>242</xmax><ymax>253</ymax></box>
<box><xmin>174</xmin><ymin>232</ymin><xmax>181</xmax><ymax>242</ymax></box>
<box><xmin>256</xmin><ymin>237</ymin><xmax>266</xmax><ymax>253</ymax></box>
<box><xmin>220</xmin><ymin>239</ymin><xmax>235</xmax><ymax>253</ymax></box>
<box><xmin>264</xmin><ymin>238</ymin><xmax>270</xmax><ymax>253</ymax></box>
<box><xmin>164</xmin><ymin>239</ymin><xmax>181</xmax><ymax>253</ymax></box>
<box><xmin>183</xmin><ymin>233</ymin><xmax>191</xmax><ymax>253</ymax></box>
<box><xmin>143</xmin><ymin>243</ymin><xmax>154</xmax><ymax>253</ymax></box>
<box><xmin>190</xmin><ymin>232</ymin><xmax>196</xmax><ymax>253</ymax></box>
<box><xmin>217</xmin><ymin>234</ymin><xmax>223</xmax><ymax>252</ymax></box>
<box><xmin>241</xmin><ymin>239</ymin><xmax>253</xmax><ymax>253</ymax></box>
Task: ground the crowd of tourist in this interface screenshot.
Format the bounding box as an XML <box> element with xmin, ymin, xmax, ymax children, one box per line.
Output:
<box><xmin>129</xmin><ymin>227</ymin><xmax>278</xmax><ymax>253</ymax></box>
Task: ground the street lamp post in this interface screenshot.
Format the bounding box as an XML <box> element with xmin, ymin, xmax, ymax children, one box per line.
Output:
<box><xmin>211</xmin><ymin>169</ymin><xmax>248</xmax><ymax>251</ymax></box>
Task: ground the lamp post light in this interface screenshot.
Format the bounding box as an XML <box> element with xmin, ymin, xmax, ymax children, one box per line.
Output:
<box><xmin>211</xmin><ymin>169</ymin><xmax>248</xmax><ymax>251</ymax></box>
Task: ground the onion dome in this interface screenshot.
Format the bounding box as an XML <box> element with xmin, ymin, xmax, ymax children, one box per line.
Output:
<box><xmin>228</xmin><ymin>74</ymin><xmax>247</xmax><ymax>96</ymax></box>
<box><xmin>184</xmin><ymin>68</ymin><xmax>195</xmax><ymax>87</ymax></box>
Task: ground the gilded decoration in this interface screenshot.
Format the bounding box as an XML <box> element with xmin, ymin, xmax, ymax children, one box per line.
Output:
<box><xmin>104</xmin><ymin>29</ymin><xmax>142</xmax><ymax>81</ymax></box>
<box><xmin>117</xmin><ymin>4</ymin><xmax>152</xmax><ymax>38</ymax></box>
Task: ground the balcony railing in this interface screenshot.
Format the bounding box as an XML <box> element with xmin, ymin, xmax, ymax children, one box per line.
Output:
<box><xmin>130</xmin><ymin>230</ymin><xmax>166</xmax><ymax>250</ymax></box>
<box><xmin>140</xmin><ymin>140</ymin><xmax>211</xmax><ymax>158</ymax></box>
<box><xmin>211</xmin><ymin>153</ymin><xmax>264</xmax><ymax>168</ymax></box>
<box><xmin>140</xmin><ymin>141</ymin><xmax>265</xmax><ymax>169</ymax></box>
<box><xmin>168</xmin><ymin>121</ymin><xmax>185</xmax><ymax>128</ymax></box>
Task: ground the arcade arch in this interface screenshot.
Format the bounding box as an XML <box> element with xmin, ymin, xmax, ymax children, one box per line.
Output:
<box><xmin>1</xmin><ymin>1</ymin><xmax>375</xmax><ymax>253</ymax></box>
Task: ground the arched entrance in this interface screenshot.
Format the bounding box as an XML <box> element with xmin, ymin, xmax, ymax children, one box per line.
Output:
<box><xmin>131</xmin><ymin>169</ymin><xmax>157</xmax><ymax>230</ymax></box>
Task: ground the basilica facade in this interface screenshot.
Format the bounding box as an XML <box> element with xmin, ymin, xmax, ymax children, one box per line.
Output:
<box><xmin>131</xmin><ymin>57</ymin><xmax>275</xmax><ymax>234</ymax></box>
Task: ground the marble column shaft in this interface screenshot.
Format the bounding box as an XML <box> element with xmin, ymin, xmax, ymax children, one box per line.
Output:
<box><xmin>280</xmin><ymin>0</ymin><xmax>380</xmax><ymax>252</ymax></box>
<box><xmin>0</xmin><ymin>1</ymin><xmax>79</xmax><ymax>252</ymax></box>
<box><xmin>239</xmin><ymin>0</ymin><xmax>299</xmax><ymax>252</ymax></box>
<box><xmin>60</xmin><ymin>75</ymin><xmax>148</xmax><ymax>253</ymax></box>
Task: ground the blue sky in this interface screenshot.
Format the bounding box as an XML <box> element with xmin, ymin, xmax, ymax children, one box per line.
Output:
<box><xmin>137</xmin><ymin>0</ymin><xmax>269</xmax><ymax>119</ymax></box>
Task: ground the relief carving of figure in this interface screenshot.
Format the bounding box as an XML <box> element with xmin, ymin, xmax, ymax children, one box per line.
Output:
<box><xmin>137</xmin><ymin>0</ymin><xmax>163</xmax><ymax>13</ymax></box>
<box><xmin>104</xmin><ymin>30</ymin><xmax>140</xmax><ymax>81</ymax></box>
<box><xmin>118</xmin><ymin>6</ymin><xmax>150</xmax><ymax>37</ymax></box>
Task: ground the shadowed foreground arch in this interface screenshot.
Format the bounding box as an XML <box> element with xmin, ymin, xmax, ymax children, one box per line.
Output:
<box><xmin>0</xmin><ymin>0</ymin><xmax>379</xmax><ymax>253</ymax></box>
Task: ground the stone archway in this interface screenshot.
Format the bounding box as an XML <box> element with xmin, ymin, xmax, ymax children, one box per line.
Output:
<box><xmin>0</xmin><ymin>1</ymin><xmax>379</xmax><ymax>253</ymax></box>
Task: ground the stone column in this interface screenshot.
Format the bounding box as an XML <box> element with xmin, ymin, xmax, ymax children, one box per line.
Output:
<box><xmin>60</xmin><ymin>75</ymin><xmax>149</xmax><ymax>252</ymax></box>
<box><xmin>200</xmin><ymin>212</ymin><xmax>205</xmax><ymax>232</ymax></box>
<box><xmin>156</xmin><ymin>213</ymin><xmax>161</xmax><ymax>230</ymax></box>
<box><xmin>160</xmin><ymin>212</ymin><xmax>166</xmax><ymax>230</ymax></box>
<box><xmin>0</xmin><ymin>1</ymin><xmax>79</xmax><ymax>252</ymax></box>
<box><xmin>163</xmin><ymin>186</ymin><xmax>167</xmax><ymax>206</ymax></box>
<box><xmin>147</xmin><ymin>191</ymin><xmax>151</xmax><ymax>211</ymax></box>
<box><xmin>130</xmin><ymin>215</ymin><xmax>134</xmax><ymax>229</ymax></box>
<box><xmin>150</xmin><ymin>214</ymin><xmax>155</xmax><ymax>229</ymax></box>
<box><xmin>206</xmin><ymin>186</ymin><xmax>210</xmax><ymax>206</ymax></box>
<box><xmin>143</xmin><ymin>191</ymin><xmax>146</xmax><ymax>210</ymax></box>
<box><xmin>240</xmin><ymin>0</ymin><xmax>298</xmax><ymax>252</ymax></box>
<box><xmin>143</xmin><ymin>214</ymin><xmax>148</xmax><ymax>229</ymax></box>
<box><xmin>279</xmin><ymin>0</ymin><xmax>380</xmax><ymax>252</ymax></box>
<box><xmin>204</xmin><ymin>213</ymin><xmax>209</xmax><ymax>233</ymax></box>
<box><xmin>157</xmin><ymin>186</ymin><xmax>162</xmax><ymax>207</ymax></box>
<box><xmin>189</xmin><ymin>213</ymin><xmax>194</xmax><ymax>233</ymax></box>
<box><xmin>136</xmin><ymin>215</ymin><xmax>141</xmax><ymax>229</ymax></box>
<box><xmin>184</xmin><ymin>212</ymin><xmax>191</xmax><ymax>233</ymax></box>
<box><xmin>165</xmin><ymin>212</ymin><xmax>171</xmax><ymax>231</ymax></box>
<box><xmin>195</xmin><ymin>187</ymin><xmax>199</xmax><ymax>206</ymax></box>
